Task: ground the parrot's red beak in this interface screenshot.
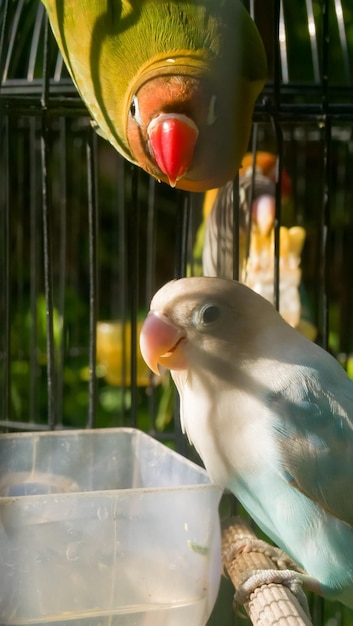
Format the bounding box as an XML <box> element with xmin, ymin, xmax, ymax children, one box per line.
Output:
<box><xmin>148</xmin><ymin>113</ymin><xmax>199</xmax><ymax>187</ymax></box>
<box><xmin>140</xmin><ymin>311</ymin><xmax>187</xmax><ymax>374</ymax></box>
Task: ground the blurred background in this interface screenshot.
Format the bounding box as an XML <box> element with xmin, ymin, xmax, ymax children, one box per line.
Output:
<box><xmin>0</xmin><ymin>1</ymin><xmax>353</xmax><ymax>624</ymax></box>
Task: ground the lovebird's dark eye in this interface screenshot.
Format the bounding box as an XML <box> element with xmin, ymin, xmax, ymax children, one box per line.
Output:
<box><xmin>129</xmin><ymin>96</ymin><xmax>141</xmax><ymax>125</ymax></box>
<box><xmin>202</xmin><ymin>305</ymin><xmax>221</xmax><ymax>324</ymax></box>
<box><xmin>193</xmin><ymin>303</ymin><xmax>222</xmax><ymax>330</ymax></box>
<box><xmin>130</xmin><ymin>99</ymin><xmax>136</xmax><ymax>117</ymax></box>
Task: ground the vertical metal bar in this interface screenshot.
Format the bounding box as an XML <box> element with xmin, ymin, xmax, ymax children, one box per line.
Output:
<box><xmin>29</xmin><ymin>117</ymin><xmax>39</xmax><ymax>424</ymax></box>
<box><xmin>174</xmin><ymin>190</ymin><xmax>190</xmax><ymax>455</ymax></box>
<box><xmin>305</xmin><ymin>0</ymin><xmax>320</xmax><ymax>83</ymax></box>
<box><xmin>0</xmin><ymin>114</ymin><xmax>10</xmax><ymax>425</ymax></box>
<box><xmin>340</xmin><ymin>138</ymin><xmax>353</xmax><ymax>357</ymax></box>
<box><xmin>272</xmin><ymin>0</ymin><xmax>283</xmax><ymax>312</ymax></box>
<box><xmin>41</xmin><ymin>14</ymin><xmax>56</xmax><ymax>429</ymax></box>
<box><xmin>86</xmin><ymin>127</ymin><xmax>99</xmax><ymax>429</ymax></box>
<box><xmin>56</xmin><ymin>117</ymin><xmax>68</xmax><ymax>427</ymax></box>
<box><xmin>216</xmin><ymin>189</ymin><xmax>226</xmax><ymax>276</ymax></box>
<box><xmin>0</xmin><ymin>1</ymin><xmax>10</xmax><ymax>426</ymax></box>
<box><xmin>54</xmin><ymin>51</ymin><xmax>64</xmax><ymax>83</ymax></box>
<box><xmin>273</xmin><ymin>0</ymin><xmax>282</xmax><ymax>107</ymax></box>
<box><xmin>232</xmin><ymin>174</ymin><xmax>240</xmax><ymax>281</ymax></box>
<box><xmin>28</xmin><ymin>3</ymin><xmax>45</xmax><ymax>81</ymax></box>
<box><xmin>321</xmin><ymin>0</ymin><xmax>329</xmax><ymax>111</ymax></box>
<box><xmin>1</xmin><ymin>0</ymin><xmax>24</xmax><ymax>83</ymax></box>
<box><xmin>0</xmin><ymin>0</ymin><xmax>10</xmax><ymax>85</ymax></box>
<box><xmin>318</xmin><ymin>121</ymin><xmax>331</xmax><ymax>352</ymax></box>
<box><xmin>145</xmin><ymin>176</ymin><xmax>158</xmax><ymax>430</ymax></box>
<box><xmin>294</xmin><ymin>129</ymin><xmax>307</xmax><ymax>226</ymax></box>
<box><xmin>15</xmin><ymin>125</ymin><xmax>24</xmax><ymax>361</ymax></box>
<box><xmin>129</xmin><ymin>166</ymin><xmax>140</xmax><ymax>426</ymax></box>
<box><xmin>181</xmin><ymin>192</ymin><xmax>192</xmax><ymax>279</ymax></box>
<box><xmin>0</xmin><ymin>0</ymin><xmax>11</xmax><ymax>414</ymax></box>
<box><xmin>271</xmin><ymin>120</ymin><xmax>283</xmax><ymax>312</ymax></box>
<box><xmin>334</xmin><ymin>0</ymin><xmax>351</xmax><ymax>84</ymax></box>
<box><xmin>146</xmin><ymin>176</ymin><xmax>156</xmax><ymax>304</ymax></box>
<box><xmin>279</xmin><ymin>0</ymin><xmax>289</xmax><ymax>84</ymax></box>
<box><xmin>187</xmin><ymin>193</ymin><xmax>195</xmax><ymax>278</ymax></box>
<box><xmin>117</xmin><ymin>157</ymin><xmax>127</xmax><ymax>420</ymax></box>
<box><xmin>175</xmin><ymin>191</ymin><xmax>191</xmax><ymax>279</ymax></box>
<box><xmin>318</xmin><ymin>0</ymin><xmax>331</xmax><ymax>351</ymax></box>
<box><xmin>244</xmin><ymin>127</ymin><xmax>259</xmax><ymax>271</ymax></box>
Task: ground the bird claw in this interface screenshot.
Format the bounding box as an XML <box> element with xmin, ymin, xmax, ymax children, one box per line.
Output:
<box><xmin>225</xmin><ymin>536</ymin><xmax>305</xmax><ymax>572</ymax></box>
<box><xmin>226</xmin><ymin>537</ymin><xmax>311</xmax><ymax>616</ymax></box>
<box><xmin>234</xmin><ymin>568</ymin><xmax>311</xmax><ymax>617</ymax></box>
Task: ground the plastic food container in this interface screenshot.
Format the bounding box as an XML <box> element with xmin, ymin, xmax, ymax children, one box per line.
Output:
<box><xmin>0</xmin><ymin>428</ymin><xmax>222</xmax><ymax>625</ymax></box>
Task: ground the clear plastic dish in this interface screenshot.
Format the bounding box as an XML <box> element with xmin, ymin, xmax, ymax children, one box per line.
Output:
<box><xmin>0</xmin><ymin>428</ymin><xmax>222</xmax><ymax>626</ymax></box>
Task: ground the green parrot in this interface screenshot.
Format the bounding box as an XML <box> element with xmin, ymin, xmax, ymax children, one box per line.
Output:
<box><xmin>42</xmin><ymin>1</ymin><xmax>267</xmax><ymax>191</ymax></box>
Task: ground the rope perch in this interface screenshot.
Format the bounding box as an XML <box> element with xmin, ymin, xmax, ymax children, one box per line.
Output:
<box><xmin>221</xmin><ymin>516</ymin><xmax>314</xmax><ymax>626</ymax></box>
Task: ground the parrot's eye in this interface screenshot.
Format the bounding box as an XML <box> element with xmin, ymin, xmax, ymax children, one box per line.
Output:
<box><xmin>129</xmin><ymin>96</ymin><xmax>142</xmax><ymax>125</ymax></box>
<box><xmin>193</xmin><ymin>303</ymin><xmax>222</xmax><ymax>330</ymax></box>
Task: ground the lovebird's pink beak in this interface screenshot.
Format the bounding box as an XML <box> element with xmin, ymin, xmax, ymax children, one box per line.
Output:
<box><xmin>140</xmin><ymin>311</ymin><xmax>187</xmax><ymax>374</ymax></box>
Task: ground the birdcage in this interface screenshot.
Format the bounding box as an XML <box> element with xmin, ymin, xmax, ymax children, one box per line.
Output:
<box><xmin>1</xmin><ymin>1</ymin><xmax>353</xmax><ymax>625</ymax></box>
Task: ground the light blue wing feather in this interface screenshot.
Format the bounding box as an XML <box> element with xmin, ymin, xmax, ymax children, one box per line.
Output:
<box><xmin>269</xmin><ymin>360</ymin><xmax>353</xmax><ymax>528</ymax></box>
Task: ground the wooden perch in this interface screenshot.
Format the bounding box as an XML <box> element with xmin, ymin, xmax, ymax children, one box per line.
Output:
<box><xmin>221</xmin><ymin>516</ymin><xmax>314</xmax><ymax>626</ymax></box>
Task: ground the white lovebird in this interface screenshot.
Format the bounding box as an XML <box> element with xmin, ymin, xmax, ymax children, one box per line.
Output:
<box><xmin>140</xmin><ymin>276</ymin><xmax>353</xmax><ymax>609</ymax></box>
